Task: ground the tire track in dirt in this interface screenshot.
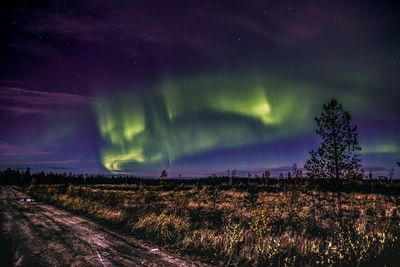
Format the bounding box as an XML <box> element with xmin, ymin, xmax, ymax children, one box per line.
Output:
<box><xmin>0</xmin><ymin>186</ymin><xmax>201</xmax><ymax>267</ymax></box>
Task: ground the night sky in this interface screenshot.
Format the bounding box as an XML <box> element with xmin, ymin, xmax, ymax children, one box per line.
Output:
<box><xmin>1</xmin><ymin>1</ymin><xmax>399</xmax><ymax>177</ymax></box>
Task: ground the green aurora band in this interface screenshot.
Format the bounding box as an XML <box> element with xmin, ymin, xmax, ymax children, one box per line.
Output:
<box><xmin>94</xmin><ymin>72</ymin><xmax>379</xmax><ymax>172</ymax></box>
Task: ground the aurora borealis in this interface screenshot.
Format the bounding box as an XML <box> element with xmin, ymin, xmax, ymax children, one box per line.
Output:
<box><xmin>1</xmin><ymin>1</ymin><xmax>399</xmax><ymax>176</ymax></box>
<box><xmin>96</xmin><ymin>73</ymin><xmax>313</xmax><ymax>171</ymax></box>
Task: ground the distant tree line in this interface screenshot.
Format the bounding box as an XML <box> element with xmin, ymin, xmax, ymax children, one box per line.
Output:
<box><xmin>0</xmin><ymin>168</ymin><xmax>142</xmax><ymax>185</ymax></box>
<box><xmin>2</xmin><ymin>167</ymin><xmax>400</xmax><ymax>195</ymax></box>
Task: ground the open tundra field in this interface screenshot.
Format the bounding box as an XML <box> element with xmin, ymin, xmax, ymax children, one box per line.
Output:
<box><xmin>15</xmin><ymin>181</ymin><xmax>400</xmax><ymax>266</ymax></box>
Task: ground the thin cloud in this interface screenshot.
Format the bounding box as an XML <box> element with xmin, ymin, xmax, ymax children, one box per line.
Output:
<box><xmin>0</xmin><ymin>86</ymin><xmax>89</xmax><ymax>116</ymax></box>
<box><xmin>0</xmin><ymin>142</ymin><xmax>51</xmax><ymax>158</ymax></box>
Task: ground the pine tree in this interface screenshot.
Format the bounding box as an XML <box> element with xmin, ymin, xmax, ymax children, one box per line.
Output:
<box><xmin>305</xmin><ymin>99</ymin><xmax>362</xmax><ymax>179</ymax></box>
<box><xmin>160</xmin><ymin>169</ymin><xmax>168</xmax><ymax>180</ymax></box>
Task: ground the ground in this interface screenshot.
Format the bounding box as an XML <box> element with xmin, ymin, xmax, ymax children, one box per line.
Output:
<box><xmin>0</xmin><ymin>186</ymin><xmax>201</xmax><ymax>267</ymax></box>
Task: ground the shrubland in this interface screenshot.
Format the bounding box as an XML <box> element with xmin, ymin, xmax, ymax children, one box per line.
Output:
<box><xmin>25</xmin><ymin>180</ymin><xmax>400</xmax><ymax>266</ymax></box>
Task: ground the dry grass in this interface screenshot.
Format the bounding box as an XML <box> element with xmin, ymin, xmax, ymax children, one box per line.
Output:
<box><xmin>26</xmin><ymin>183</ymin><xmax>400</xmax><ymax>266</ymax></box>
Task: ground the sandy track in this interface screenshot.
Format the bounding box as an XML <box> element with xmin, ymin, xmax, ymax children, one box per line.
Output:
<box><xmin>0</xmin><ymin>186</ymin><xmax>199</xmax><ymax>267</ymax></box>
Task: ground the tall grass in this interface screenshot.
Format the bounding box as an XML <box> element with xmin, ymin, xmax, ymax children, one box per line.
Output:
<box><xmin>26</xmin><ymin>184</ymin><xmax>400</xmax><ymax>266</ymax></box>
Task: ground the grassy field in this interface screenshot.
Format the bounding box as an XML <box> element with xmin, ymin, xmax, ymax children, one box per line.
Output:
<box><xmin>25</xmin><ymin>181</ymin><xmax>400</xmax><ymax>266</ymax></box>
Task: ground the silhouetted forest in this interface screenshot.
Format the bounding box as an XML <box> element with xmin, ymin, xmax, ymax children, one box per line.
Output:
<box><xmin>1</xmin><ymin>168</ymin><xmax>400</xmax><ymax>195</ymax></box>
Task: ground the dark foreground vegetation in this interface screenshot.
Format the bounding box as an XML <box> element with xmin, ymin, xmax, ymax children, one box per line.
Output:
<box><xmin>6</xmin><ymin>174</ymin><xmax>398</xmax><ymax>266</ymax></box>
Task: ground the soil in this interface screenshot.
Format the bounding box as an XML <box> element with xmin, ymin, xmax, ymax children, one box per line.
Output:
<box><xmin>0</xmin><ymin>186</ymin><xmax>200</xmax><ymax>267</ymax></box>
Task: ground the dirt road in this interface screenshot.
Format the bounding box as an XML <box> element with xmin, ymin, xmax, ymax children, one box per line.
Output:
<box><xmin>0</xmin><ymin>186</ymin><xmax>199</xmax><ymax>267</ymax></box>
